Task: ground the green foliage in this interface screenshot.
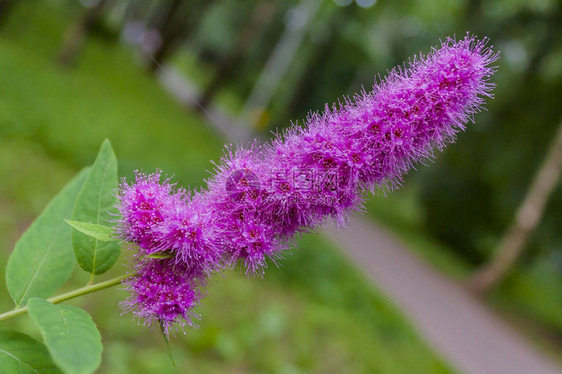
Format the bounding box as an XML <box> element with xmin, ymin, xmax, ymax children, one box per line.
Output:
<box><xmin>28</xmin><ymin>298</ymin><xmax>102</xmax><ymax>374</ymax></box>
<box><xmin>489</xmin><ymin>258</ymin><xmax>562</xmax><ymax>339</ymax></box>
<box><xmin>71</xmin><ymin>140</ymin><xmax>120</xmax><ymax>276</ymax></box>
<box><xmin>0</xmin><ymin>330</ymin><xmax>61</xmax><ymax>374</ymax></box>
<box><xmin>5</xmin><ymin>168</ymin><xmax>89</xmax><ymax>308</ymax></box>
<box><xmin>419</xmin><ymin>160</ymin><xmax>498</xmax><ymax>264</ymax></box>
<box><xmin>65</xmin><ymin>220</ymin><xmax>117</xmax><ymax>243</ymax></box>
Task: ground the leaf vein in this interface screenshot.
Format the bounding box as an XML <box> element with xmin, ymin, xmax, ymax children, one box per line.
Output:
<box><xmin>16</xmin><ymin>221</ymin><xmax>66</xmax><ymax>307</ymax></box>
<box><xmin>0</xmin><ymin>348</ymin><xmax>39</xmax><ymax>373</ymax></box>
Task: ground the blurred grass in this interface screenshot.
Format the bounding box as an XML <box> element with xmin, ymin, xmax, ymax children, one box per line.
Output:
<box><xmin>0</xmin><ymin>1</ymin><xmax>222</xmax><ymax>187</ymax></box>
<box><xmin>0</xmin><ymin>2</ymin><xmax>452</xmax><ymax>373</ymax></box>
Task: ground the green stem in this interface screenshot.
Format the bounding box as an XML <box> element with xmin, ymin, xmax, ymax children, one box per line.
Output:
<box><xmin>0</xmin><ymin>273</ymin><xmax>132</xmax><ymax>322</ymax></box>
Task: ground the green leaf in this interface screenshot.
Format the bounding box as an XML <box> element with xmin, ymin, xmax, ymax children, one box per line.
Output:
<box><xmin>6</xmin><ymin>168</ymin><xmax>89</xmax><ymax>307</ymax></box>
<box><xmin>65</xmin><ymin>220</ymin><xmax>117</xmax><ymax>242</ymax></box>
<box><xmin>72</xmin><ymin>139</ymin><xmax>120</xmax><ymax>276</ymax></box>
<box><xmin>146</xmin><ymin>251</ymin><xmax>174</xmax><ymax>259</ymax></box>
<box><xmin>28</xmin><ymin>298</ymin><xmax>102</xmax><ymax>374</ymax></box>
<box><xmin>0</xmin><ymin>330</ymin><xmax>62</xmax><ymax>374</ymax></box>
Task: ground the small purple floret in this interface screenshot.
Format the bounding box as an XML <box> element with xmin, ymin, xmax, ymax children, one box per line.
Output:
<box><xmin>116</xmin><ymin>171</ymin><xmax>181</xmax><ymax>254</ymax></box>
<box><xmin>155</xmin><ymin>193</ymin><xmax>223</xmax><ymax>272</ymax></box>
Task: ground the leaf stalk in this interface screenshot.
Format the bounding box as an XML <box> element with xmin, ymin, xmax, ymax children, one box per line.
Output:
<box><xmin>0</xmin><ymin>273</ymin><xmax>131</xmax><ymax>322</ymax></box>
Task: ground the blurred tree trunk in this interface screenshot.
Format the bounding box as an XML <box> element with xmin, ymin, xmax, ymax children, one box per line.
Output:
<box><xmin>148</xmin><ymin>0</ymin><xmax>214</xmax><ymax>72</ymax></box>
<box><xmin>285</xmin><ymin>36</ymin><xmax>333</xmax><ymax>119</ymax></box>
<box><xmin>58</xmin><ymin>0</ymin><xmax>106</xmax><ymax>68</ymax></box>
<box><xmin>238</xmin><ymin>0</ymin><xmax>322</xmax><ymax>130</ymax></box>
<box><xmin>197</xmin><ymin>0</ymin><xmax>276</xmax><ymax>109</ymax></box>
<box><xmin>285</xmin><ymin>5</ymin><xmax>356</xmax><ymax>120</ymax></box>
<box><xmin>148</xmin><ymin>0</ymin><xmax>184</xmax><ymax>72</ymax></box>
<box><xmin>468</xmin><ymin>121</ymin><xmax>562</xmax><ymax>294</ymax></box>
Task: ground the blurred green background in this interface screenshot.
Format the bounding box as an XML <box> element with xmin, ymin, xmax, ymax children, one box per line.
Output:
<box><xmin>1</xmin><ymin>0</ymin><xmax>561</xmax><ymax>372</ymax></box>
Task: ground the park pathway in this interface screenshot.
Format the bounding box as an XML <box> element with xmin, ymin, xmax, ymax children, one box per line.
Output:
<box><xmin>156</xmin><ymin>66</ymin><xmax>562</xmax><ymax>374</ymax></box>
<box><xmin>324</xmin><ymin>215</ymin><xmax>561</xmax><ymax>374</ymax></box>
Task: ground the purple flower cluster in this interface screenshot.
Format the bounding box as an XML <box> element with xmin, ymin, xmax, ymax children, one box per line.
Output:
<box><xmin>116</xmin><ymin>35</ymin><xmax>498</xmax><ymax>334</ymax></box>
<box><xmin>120</xmin><ymin>259</ymin><xmax>205</xmax><ymax>333</ymax></box>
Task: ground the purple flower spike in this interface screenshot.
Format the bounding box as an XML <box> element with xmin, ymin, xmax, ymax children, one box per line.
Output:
<box><xmin>121</xmin><ymin>260</ymin><xmax>205</xmax><ymax>335</ymax></box>
<box><xmin>116</xmin><ymin>35</ymin><xmax>498</xmax><ymax>331</ymax></box>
